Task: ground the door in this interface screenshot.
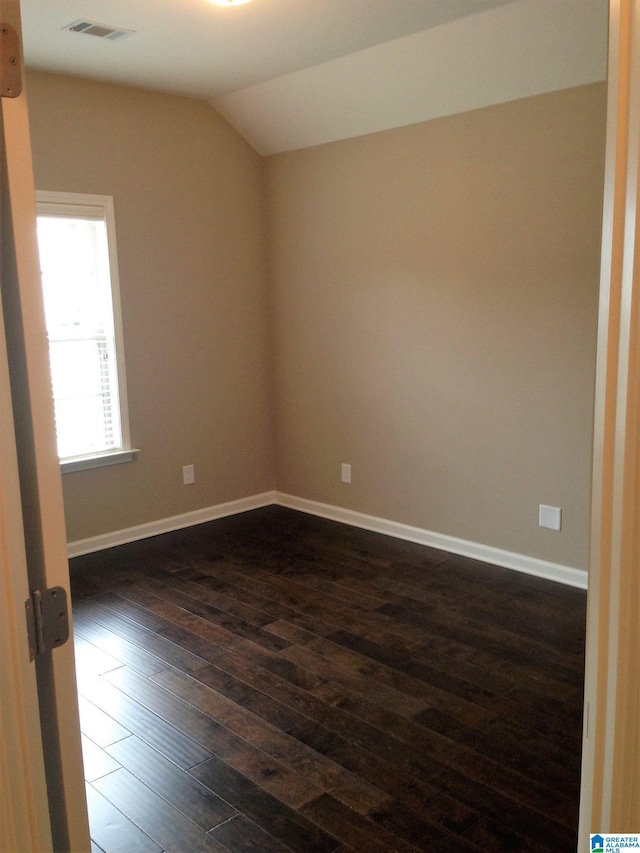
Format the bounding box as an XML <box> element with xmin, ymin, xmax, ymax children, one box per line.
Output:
<box><xmin>0</xmin><ymin>138</ymin><xmax>52</xmax><ymax>851</ymax></box>
<box><xmin>0</xmin><ymin>0</ymin><xmax>90</xmax><ymax>849</ymax></box>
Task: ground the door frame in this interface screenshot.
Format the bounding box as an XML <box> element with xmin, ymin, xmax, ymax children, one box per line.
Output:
<box><xmin>0</xmin><ymin>0</ymin><xmax>89</xmax><ymax>849</ymax></box>
<box><xmin>579</xmin><ymin>0</ymin><xmax>640</xmax><ymax>843</ymax></box>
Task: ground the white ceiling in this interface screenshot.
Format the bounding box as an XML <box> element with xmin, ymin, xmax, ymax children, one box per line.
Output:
<box><xmin>20</xmin><ymin>0</ymin><xmax>608</xmax><ymax>155</ymax></box>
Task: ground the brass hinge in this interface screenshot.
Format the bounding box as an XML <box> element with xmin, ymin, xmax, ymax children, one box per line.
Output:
<box><xmin>0</xmin><ymin>23</ymin><xmax>21</xmax><ymax>98</ymax></box>
<box><xmin>25</xmin><ymin>587</ymin><xmax>70</xmax><ymax>661</ymax></box>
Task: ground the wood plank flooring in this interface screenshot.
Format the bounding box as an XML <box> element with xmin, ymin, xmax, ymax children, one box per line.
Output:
<box><xmin>70</xmin><ymin>506</ymin><xmax>586</xmax><ymax>852</ymax></box>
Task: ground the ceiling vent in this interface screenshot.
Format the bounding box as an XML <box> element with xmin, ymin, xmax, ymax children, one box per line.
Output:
<box><xmin>63</xmin><ymin>20</ymin><xmax>136</xmax><ymax>42</ymax></box>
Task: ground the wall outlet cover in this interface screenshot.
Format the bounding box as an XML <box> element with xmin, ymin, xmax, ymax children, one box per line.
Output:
<box><xmin>539</xmin><ymin>504</ymin><xmax>561</xmax><ymax>531</ymax></box>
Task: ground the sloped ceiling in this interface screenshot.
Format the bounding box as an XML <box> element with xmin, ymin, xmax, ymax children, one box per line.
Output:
<box><xmin>21</xmin><ymin>0</ymin><xmax>608</xmax><ymax>155</ymax></box>
<box><xmin>212</xmin><ymin>1</ymin><xmax>608</xmax><ymax>154</ymax></box>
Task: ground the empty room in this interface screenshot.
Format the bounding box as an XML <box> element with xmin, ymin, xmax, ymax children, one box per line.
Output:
<box><xmin>5</xmin><ymin>1</ymin><xmax>638</xmax><ymax>852</ymax></box>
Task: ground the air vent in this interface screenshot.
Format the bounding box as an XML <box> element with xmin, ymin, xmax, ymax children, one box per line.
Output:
<box><xmin>63</xmin><ymin>20</ymin><xmax>136</xmax><ymax>42</ymax></box>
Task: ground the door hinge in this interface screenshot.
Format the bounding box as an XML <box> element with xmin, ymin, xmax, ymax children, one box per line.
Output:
<box><xmin>25</xmin><ymin>587</ymin><xmax>70</xmax><ymax>661</ymax></box>
<box><xmin>0</xmin><ymin>23</ymin><xmax>22</xmax><ymax>98</ymax></box>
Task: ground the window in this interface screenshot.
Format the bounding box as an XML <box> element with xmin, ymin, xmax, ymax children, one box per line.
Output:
<box><xmin>36</xmin><ymin>191</ymin><xmax>136</xmax><ymax>472</ymax></box>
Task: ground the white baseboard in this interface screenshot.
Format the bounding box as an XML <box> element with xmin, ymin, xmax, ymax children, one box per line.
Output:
<box><xmin>66</xmin><ymin>491</ymin><xmax>276</xmax><ymax>558</ymax></box>
<box><xmin>276</xmin><ymin>492</ymin><xmax>588</xmax><ymax>590</ymax></box>
<box><xmin>67</xmin><ymin>488</ymin><xmax>588</xmax><ymax>589</ymax></box>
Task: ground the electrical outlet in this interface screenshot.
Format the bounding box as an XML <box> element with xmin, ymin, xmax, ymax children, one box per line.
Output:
<box><xmin>341</xmin><ymin>463</ymin><xmax>351</xmax><ymax>484</ymax></box>
<box><xmin>183</xmin><ymin>464</ymin><xmax>195</xmax><ymax>485</ymax></box>
<box><xmin>539</xmin><ymin>504</ymin><xmax>561</xmax><ymax>531</ymax></box>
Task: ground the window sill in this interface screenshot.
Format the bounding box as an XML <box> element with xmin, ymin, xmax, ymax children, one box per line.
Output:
<box><xmin>60</xmin><ymin>449</ymin><xmax>139</xmax><ymax>474</ymax></box>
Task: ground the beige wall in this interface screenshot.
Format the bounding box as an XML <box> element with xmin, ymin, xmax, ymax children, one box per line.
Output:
<box><xmin>25</xmin><ymin>73</ymin><xmax>605</xmax><ymax>569</ymax></box>
<box><xmin>26</xmin><ymin>72</ymin><xmax>273</xmax><ymax>542</ymax></box>
<box><xmin>266</xmin><ymin>83</ymin><xmax>607</xmax><ymax>569</ymax></box>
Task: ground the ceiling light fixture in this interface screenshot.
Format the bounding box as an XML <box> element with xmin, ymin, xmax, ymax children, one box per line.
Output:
<box><xmin>209</xmin><ymin>0</ymin><xmax>252</xmax><ymax>6</ymax></box>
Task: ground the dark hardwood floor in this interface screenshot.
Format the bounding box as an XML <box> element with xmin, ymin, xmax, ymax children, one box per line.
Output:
<box><xmin>70</xmin><ymin>506</ymin><xmax>586</xmax><ymax>852</ymax></box>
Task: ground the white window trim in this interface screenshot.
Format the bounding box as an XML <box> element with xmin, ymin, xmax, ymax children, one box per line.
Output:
<box><xmin>60</xmin><ymin>449</ymin><xmax>137</xmax><ymax>474</ymax></box>
<box><xmin>36</xmin><ymin>190</ymin><xmax>138</xmax><ymax>472</ymax></box>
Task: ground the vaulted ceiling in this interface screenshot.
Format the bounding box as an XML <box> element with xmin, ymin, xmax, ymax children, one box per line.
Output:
<box><xmin>21</xmin><ymin>0</ymin><xmax>608</xmax><ymax>154</ymax></box>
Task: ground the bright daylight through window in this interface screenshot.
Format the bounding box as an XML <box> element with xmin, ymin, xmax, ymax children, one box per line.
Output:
<box><xmin>36</xmin><ymin>191</ymin><xmax>135</xmax><ymax>472</ymax></box>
